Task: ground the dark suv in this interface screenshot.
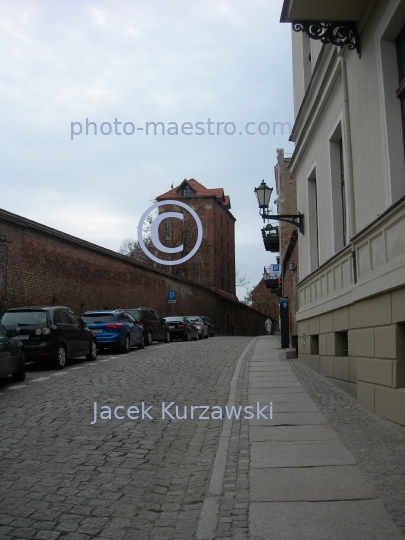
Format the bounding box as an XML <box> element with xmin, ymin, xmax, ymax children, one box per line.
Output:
<box><xmin>121</xmin><ymin>308</ymin><xmax>170</xmax><ymax>346</ymax></box>
<box><xmin>0</xmin><ymin>323</ymin><xmax>25</xmax><ymax>381</ymax></box>
<box><xmin>1</xmin><ymin>306</ymin><xmax>97</xmax><ymax>369</ymax></box>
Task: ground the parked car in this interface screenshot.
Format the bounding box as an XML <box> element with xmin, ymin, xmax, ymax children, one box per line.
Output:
<box><xmin>120</xmin><ymin>308</ymin><xmax>170</xmax><ymax>346</ymax></box>
<box><xmin>200</xmin><ymin>316</ymin><xmax>215</xmax><ymax>337</ymax></box>
<box><xmin>1</xmin><ymin>306</ymin><xmax>97</xmax><ymax>369</ymax></box>
<box><xmin>81</xmin><ymin>310</ymin><xmax>144</xmax><ymax>352</ymax></box>
<box><xmin>186</xmin><ymin>316</ymin><xmax>208</xmax><ymax>339</ymax></box>
<box><xmin>164</xmin><ymin>316</ymin><xmax>199</xmax><ymax>341</ymax></box>
<box><xmin>0</xmin><ymin>322</ymin><xmax>25</xmax><ymax>381</ymax></box>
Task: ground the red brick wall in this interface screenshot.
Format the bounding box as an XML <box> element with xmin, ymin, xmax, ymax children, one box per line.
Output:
<box><xmin>156</xmin><ymin>196</ymin><xmax>236</xmax><ymax>295</ymax></box>
<box><xmin>0</xmin><ymin>210</ymin><xmax>264</xmax><ymax>336</ymax></box>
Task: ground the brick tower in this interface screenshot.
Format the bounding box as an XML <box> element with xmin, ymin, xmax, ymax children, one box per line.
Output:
<box><xmin>156</xmin><ymin>179</ymin><xmax>236</xmax><ymax>295</ymax></box>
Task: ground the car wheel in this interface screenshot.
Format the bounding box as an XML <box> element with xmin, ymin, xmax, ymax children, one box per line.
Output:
<box><xmin>164</xmin><ymin>330</ymin><xmax>170</xmax><ymax>343</ymax></box>
<box><xmin>138</xmin><ymin>333</ymin><xmax>145</xmax><ymax>349</ymax></box>
<box><xmin>204</xmin><ymin>332</ymin><xmax>208</xmax><ymax>339</ymax></box>
<box><xmin>193</xmin><ymin>332</ymin><xmax>198</xmax><ymax>341</ymax></box>
<box><xmin>53</xmin><ymin>345</ymin><xmax>67</xmax><ymax>370</ymax></box>
<box><xmin>183</xmin><ymin>330</ymin><xmax>190</xmax><ymax>342</ymax></box>
<box><xmin>12</xmin><ymin>350</ymin><xmax>26</xmax><ymax>382</ymax></box>
<box><xmin>121</xmin><ymin>335</ymin><xmax>130</xmax><ymax>353</ymax></box>
<box><xmin>198</xmin><ymin>331</ymin><xmax>203</xmax><ymax>340</ymax></box>
<box><xmin>86</xmin><ymin>340</ymin><xmax>97</xmax><ymax>361</ymax></box>
<box><xmin>145</xmin><ymin>330</ymin><xmax>153</xmax><ymax>346</ymax></box>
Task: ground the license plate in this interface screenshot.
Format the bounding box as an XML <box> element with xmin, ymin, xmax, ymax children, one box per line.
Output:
<box><xmin>169</xmin><ymin>325</ymin><xmax>175</xmax><ymax>329</ymax></box>
<box><xmin>18</xmin><ymin>335</ymin><xmax>29</xmax><ymax>340</ymax></box>
<box><xmin>92</xmin><ymin>329</ymin><xmax>102</xmax><ymax>334</ymax></box>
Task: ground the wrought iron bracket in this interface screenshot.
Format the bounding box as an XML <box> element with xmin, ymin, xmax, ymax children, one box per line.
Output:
<box><xmin>261</xmin><ymin>212</ymin><xmax>304</xmax><ymax>235</ymax></box>
<box><xmin>292</xmin><ymin>21</ymin><xmax>361</xmax><ymax>58</ymax></box>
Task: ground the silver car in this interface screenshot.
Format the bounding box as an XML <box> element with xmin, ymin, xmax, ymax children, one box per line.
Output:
<box><xmin>187</xmin><ymin>316</ymin><xmax>208</xmax><ymax>339</ymax></box>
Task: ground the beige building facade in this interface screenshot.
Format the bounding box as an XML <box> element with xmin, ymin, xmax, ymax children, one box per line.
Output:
<box><xmin>281</xmin><ymin>0</ymin><xmax>405</xmax><ymax>430</ymax></box>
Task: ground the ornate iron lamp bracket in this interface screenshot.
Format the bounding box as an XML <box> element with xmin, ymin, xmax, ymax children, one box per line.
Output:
<box><xmin>292</xmin><ymin>21</ymin><xmax>360</xmax><ymax>58</ymax></box>
<box><xmin>261</xmin><ymin>212</ymin><xmax>304</xmax><ymax>235</ymax></box>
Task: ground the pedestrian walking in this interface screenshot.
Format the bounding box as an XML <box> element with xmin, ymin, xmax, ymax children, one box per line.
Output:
<box><xmin>265</xmin><ymin>317</ymin><xmax>273</xmax><ymax>335</ymax></box>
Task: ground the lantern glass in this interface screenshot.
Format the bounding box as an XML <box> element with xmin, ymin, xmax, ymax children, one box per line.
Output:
<box><xmin>254</xmin><ymin>180</ymin><xmax>273</xmax><ymax>209</ymax></box>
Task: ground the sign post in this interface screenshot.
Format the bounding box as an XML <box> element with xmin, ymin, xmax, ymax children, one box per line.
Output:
<box><xmin>279</xmin><ymin>297</ymin><xmax>289</xmax><ymax>349</ymax></box>
<box><xmin>167</xmin><ymin>291</ymin><xmax>177</xmax><ymax>316</ymax></box>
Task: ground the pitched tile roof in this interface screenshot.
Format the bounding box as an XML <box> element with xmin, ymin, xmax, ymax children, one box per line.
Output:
<box><xmin>157</xmin><ymin>179</ymin><xmax>231</xmax><ymax>209</ymax></box>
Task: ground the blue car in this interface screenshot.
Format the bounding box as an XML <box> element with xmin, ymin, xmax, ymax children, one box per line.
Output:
<box><xmin>81</xmin><ymin>310</ymin><xmax>144</xmax><ymax>353</ymax></box>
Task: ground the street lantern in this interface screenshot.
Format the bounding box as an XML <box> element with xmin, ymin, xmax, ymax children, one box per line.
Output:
<box><xmin>254</xmin><ymin>180</ymin><xmax>305</xmax><ymax>234</ymax></box>
<box><xmin>254</xmin><ymin>180</ymin><xmax>273</xmax><ymax>209</ymax></box>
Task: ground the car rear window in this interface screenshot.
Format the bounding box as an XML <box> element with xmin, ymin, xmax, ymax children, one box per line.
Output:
<box><xmin>165</xmin><ymin>317</ymin><xmax>184</xmax><ymax>322</ymax></box>
<box><xmin>2</xmin><ymin>311</ymin><xmax>48</xmax><ymax>326</ymax></box>
<box><xmin>81</xmin><ymin>314</ymin><xmax>115</xmax><ymax>324</ymax></box>
<box><xmin>126</xmin><ymin>309</ymin><xmax>141</xmax><ymax>321</ymax></box>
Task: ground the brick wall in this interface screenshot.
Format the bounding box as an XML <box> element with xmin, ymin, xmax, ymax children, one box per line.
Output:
<box><xmin>156</xmin><ymin>193</ymin><xmax>236</xmax><ymax>296</ymax></box>
<box><xmin>0</xmin><ymin>209</ymin><xmax>265</xmax><ymax>336</ymax></box>
<box><xmin>275</xmin><ymin>149</ymin><xmax>297</xmax><ymax>264</ymax></box>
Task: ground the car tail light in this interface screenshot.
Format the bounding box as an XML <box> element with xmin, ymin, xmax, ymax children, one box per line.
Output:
<box><xmin>105</xmin><ymin>323</ymin><xmax>123</xmax><ymax>329</ymax></box>
<box><xmin>138</xmin><ymin>321</ymin><xmax>144</xmax><ymax>328</ymax></box>
<box><xmin>35</xmin><ymin>327</ymin><xmax>52</xmax><ymax>335</ymax></box>
<box><xmin>178</xmin><ymin>324</ymin><xmax>185</xmax><ymax>329</ymax></box>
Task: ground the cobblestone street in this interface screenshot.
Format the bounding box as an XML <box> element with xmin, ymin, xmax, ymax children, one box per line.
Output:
<box><xmin>1</xmin><ymin>336</ymin><xmax>405</xmax><ymax>540</ymax></box>
<box><xmin>0</xmin><ymin>337</ymin><xmax>252</xmax><ymax>540</ymax></box>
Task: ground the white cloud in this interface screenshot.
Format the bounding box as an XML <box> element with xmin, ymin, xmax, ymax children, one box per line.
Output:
<box><xmin>0</xmin><ymin>0</ymin><xmax>294</xmax><ymax>296</ymax></box>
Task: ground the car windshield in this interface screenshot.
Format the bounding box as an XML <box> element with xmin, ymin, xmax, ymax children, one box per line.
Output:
<box><xmin>125</xmin><ymin>309</ymin><xmax>141</xmax><ymax>321</ymax></box>
<box><xmin>81</xmin><ymin>314</ymin><xmax>115</xmax><ymax>324</ymax></box>
<box><xmin>2</xmin><ymin>311</ymin><xmax>48</xmax><ymax>326</ymax></box>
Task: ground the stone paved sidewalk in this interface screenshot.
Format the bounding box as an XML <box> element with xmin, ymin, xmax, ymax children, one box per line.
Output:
<box><xmin>199</xmin><ymin>336</ymin><xmax>405</xmax><ymax>539</ymax></box>
<box><xmin>289</xmin><ymin>356</ymin><xmax>405</xmax><ymax>537</ymax></box>
<box><xmin>248</xmin><ymin>337</ymin><xmax>403</xmax><ymax>540</ymax></box>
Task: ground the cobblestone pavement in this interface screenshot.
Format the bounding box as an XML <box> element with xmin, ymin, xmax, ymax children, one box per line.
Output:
<box><xmin>214</xmin><ymin>340</ymin><xmax>253</xmax><ymax>540</ymax></box>
<box><xmin>0</xmin><ymin>336</ymin><xmax>253</xmax><ymax>540</ymax></box>
<box><xmin>289</xmin><ymin>359</ymin><xmax>405</xmax><ymax>538</ymax></box>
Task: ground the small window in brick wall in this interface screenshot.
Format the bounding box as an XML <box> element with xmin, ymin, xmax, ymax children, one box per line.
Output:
<box><xmin>335</xmin><ymin>331</ymin><xmax>349</xmax><ymax>357</ymax></box>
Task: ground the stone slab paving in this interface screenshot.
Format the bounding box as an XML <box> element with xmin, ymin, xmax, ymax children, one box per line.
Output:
<box><xmin>250</xmin><ymin>465</ymin><xmax>376</xmax><ymax>501</ymax></box>
<box><xmin>289</xmin><ymin>356</ymin><xmax>405</xmax><ymax>537</ymax></box>
<box><xmin>250</xmin><ymin>500</ymin><xmax>402</xmax><ymax>540</ymax></box>
<box><xmin>247</xmin><ymin>336</ymin><xmax>404</xmax><ymax>540</ymax></box>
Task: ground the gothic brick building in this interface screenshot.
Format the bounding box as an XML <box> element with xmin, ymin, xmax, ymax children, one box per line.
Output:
<box><xmin>156</xmin><ymin>179</ymin><xmax>236</xmax><ymax>296</ymax></box>
<box><xmin>251</xmin><ymin>278</ymin><xmax>279</xmax><ymax>330</ymax></box>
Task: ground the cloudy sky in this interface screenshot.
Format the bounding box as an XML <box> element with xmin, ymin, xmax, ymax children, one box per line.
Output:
<box><xmin>0</xmin><ymin>0</ymin><xmax>294</xmax><ymax>299</ymax></box>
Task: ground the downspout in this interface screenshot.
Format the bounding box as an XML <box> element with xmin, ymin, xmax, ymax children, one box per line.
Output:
<box><xmin>341</xmin><ymin>57</ymin><xmax>356</xmax><ymax>238</ymax></box>
<box><xmin>341</xmin><ymin>56</ymin><xmax>357</xmax><ymax>283</ymax></box>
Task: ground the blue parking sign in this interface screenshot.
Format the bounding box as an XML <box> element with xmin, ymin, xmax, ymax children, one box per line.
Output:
<box><xmin>167</xmin><ymin>291</ymin><xmax>177</xmax><ymax>303</ymax></box>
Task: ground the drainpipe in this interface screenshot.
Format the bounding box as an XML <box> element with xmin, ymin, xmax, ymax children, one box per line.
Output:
<box><xmin>341</xmin><ymin>57</ymin><xmax>356</xmax><ymax>239</ymax></box>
